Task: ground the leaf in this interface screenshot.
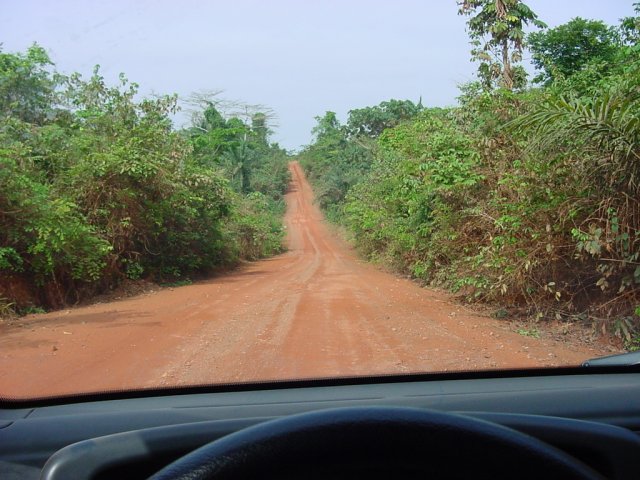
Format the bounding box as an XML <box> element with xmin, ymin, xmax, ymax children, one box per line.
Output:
<box><xmin>596</xmin><ymin>277</ymin><xmax>609</xmax><ymax>291</ymax></box>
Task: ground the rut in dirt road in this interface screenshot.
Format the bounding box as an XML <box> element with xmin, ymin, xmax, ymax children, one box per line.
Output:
<box><xmin>0</xmin><ymin>162</ymin><xmax>614</xmax><ymax>398</ymax></box>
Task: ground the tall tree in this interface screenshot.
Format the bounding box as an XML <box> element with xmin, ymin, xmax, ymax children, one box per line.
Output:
<box><xmin>0</xmin><ymin>44</ymin><xmax>56</xmax><ymax>124</ymax></box>
<box><xmin>189</xmin><ymin>104</ymin><xmax>247</xmax><ymax>167</ymax></box>
<box><xmin>311</xmin><ymin>111</ymin><xmax>342</xmax><ymax>142</ymax></box>
<box><xmin>458</xmin><ymin>0</ymin><xmax>546</xmax><ymax>90</ymax></box>
<box><xmin>528</xmin><ymin>17</ymin><xmax>619</xmax><ymax>85</ymax></box>
<box><xmin>251</xmin><ymin>112</ymin><xmax>269</xmax><ymax>145</ymax></box>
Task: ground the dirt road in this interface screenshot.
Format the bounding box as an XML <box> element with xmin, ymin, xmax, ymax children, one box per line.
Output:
<box><xmin>0</xmin><ymin>162</ymin><xmax>615</xmax><ymax>398</ymax></box>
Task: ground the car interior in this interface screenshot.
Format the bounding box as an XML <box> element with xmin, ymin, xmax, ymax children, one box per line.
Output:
<box><xmin>1</xmin><ymin>365</ymin><xmax>640</xmax><ymax>479</ymax></box>
<box><xmin>2</xmin><ymin>1</ymin><xmax>640</xmax><ymax>479</ymax></box>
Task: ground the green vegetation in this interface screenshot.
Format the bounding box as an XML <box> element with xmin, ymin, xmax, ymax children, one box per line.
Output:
<box><xmin>3</xmin><ymin>2</ymin><xmax>640</xmax><ymax>346</ymax></box>
<box><xmin>298</xmin><ymin>103</ymin><xmax>423</xmax><ymax>221</ymax></box>
<box><xmin>299</xmin><ymin>2</ymin><xmax>640</xmax><ymax>343</ymax></box>
<box><xmin>528</xmin><ymin>17</ymin><xmax>620</xmax><ymax>85</ymax></box>
<box><xmin>0</xmin><ymin>45</ymin><xmax>289</xmax><ymax>311</ymax></box>
<box><xmin>516</xmin><ymin>328</ymin><xmax>540</xmax><ymax>339</ymax></box>
<box><xmin>458</xmin><ymin>0</ymin><xmax>546</xmax><ymax>90</ymax></box>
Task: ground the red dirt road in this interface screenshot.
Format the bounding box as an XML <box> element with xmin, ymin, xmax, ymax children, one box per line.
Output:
<box><xmin>0</xmin><ymin>162</ymin><xmax>615</xmax><ymax>398</ymax></box>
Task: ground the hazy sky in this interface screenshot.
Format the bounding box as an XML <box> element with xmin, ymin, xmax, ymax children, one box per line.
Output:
<box><xmin>1</xmin><ymin>1</ymin><xmax>636</xmax><ymax>150</ymax></box>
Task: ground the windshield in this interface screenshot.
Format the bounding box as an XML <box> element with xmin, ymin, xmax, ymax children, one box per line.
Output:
<box><xmin>1</xmin><ymin>0</ymin><xmax>638</xmax><ymax>400</ymax></box>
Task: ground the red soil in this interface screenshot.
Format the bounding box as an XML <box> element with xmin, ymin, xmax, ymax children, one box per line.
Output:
<box><xmin>0</xmin><ymin>162</ymin><xmax>616</xmax><ymax>399</ymax></box>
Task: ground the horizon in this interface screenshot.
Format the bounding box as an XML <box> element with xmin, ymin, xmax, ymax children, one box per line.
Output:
<box><xmin>2</xmin><ymin>0</ymin><xmax>635</xmax><ymax>150</ymax></box>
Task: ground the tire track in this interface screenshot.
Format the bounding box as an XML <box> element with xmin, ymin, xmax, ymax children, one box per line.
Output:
<box><xmin>0</xmin><ymin>162</ymin><xmax>616</xmax><ymax>398</ymax></box>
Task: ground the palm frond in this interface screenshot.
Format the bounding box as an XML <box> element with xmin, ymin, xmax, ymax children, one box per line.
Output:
<box><xmin>511</xmin><ymin>90</ymin><xmax>640</xmax><ymax>189</ymax></box>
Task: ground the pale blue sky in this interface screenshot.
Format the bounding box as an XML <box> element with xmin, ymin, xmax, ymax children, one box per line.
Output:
<box><xmin>1</xmin><ymin>1</ymin><xmax>635</xmax><ymax>150</ymax></box>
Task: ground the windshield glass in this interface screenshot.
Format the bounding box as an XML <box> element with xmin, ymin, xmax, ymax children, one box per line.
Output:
<box><xmin>0</xmin><ymin>0</ymin><xmax>638</xmax><ymax>400</ymax></box>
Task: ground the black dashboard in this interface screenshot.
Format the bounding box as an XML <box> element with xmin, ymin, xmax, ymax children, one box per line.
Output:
<box><xmin>1</xmin><ymin>370</ymin><xmax>639</xmax><ymax>479</ymax></box>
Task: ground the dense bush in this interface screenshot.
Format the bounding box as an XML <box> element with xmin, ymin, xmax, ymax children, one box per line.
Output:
<box><xmin>298</xmin><ymin>101</ymin><xmax>423</xmax><ymax>221</ymax></box>
<box><xmin>0</xmin><ymin>156</ymin><xmax>110</xmax><ymax>286</ymax></box>
<box><xmin>344</xmin><ymin>108</ymin><xmax>483</xmax><ymax>277</ymax></box>
<box><xmin>0</xmin><ymin>45</ymin><xmax>289</xmax><ymax>312</ymax></box>
<box><xmin>300</xmin><ymin>9</ymin><xmax>640</xmax><ymax>345</ymax></box>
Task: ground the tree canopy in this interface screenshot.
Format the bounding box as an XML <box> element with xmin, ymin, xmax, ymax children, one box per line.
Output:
<box><xmin>458</xmin><ymin>0</ymin><xmax>546</xmax><ymax>90</ymax></box>
<box><xmin>346</xmin><ymin>99</ymin><xmax>423</xmax><ymax>138</ymax></box>
<box><xmin>528</xmin><ymin>17</ymin><xmax>620</xmax><ymax>84</ymax></box>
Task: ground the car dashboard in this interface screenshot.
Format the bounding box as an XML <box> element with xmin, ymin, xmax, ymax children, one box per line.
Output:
<box><xmin>1</xmin><ymin>369</ymin><xmax>640</xmax><ymax>479</ymax></box>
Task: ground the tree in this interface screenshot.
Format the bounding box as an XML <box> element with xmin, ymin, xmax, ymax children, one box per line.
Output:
<box><xmin>189</xmin><ymin>104</ymin><xmax>247</xmax><ymax>167</ymax></box>
<box><xmin>0</xmin><ymin>44</ymin><xmax>56</xmax><ymax>124</ymax></box>
<box><xmin>346</xmin><ymin>99</ymin><xmax>423</xmax><ymax>138</ymax></box>
<box><xmin>251</xmin><ymin>112</ymin><xmax>269</xmax><ymax>145</ymax></box>
<box><xmin>223</xmin><ymin>138</ymin><xmax>252</xmax><ymax>193</ymax></box>
<box><xmin>311</xmin><ymin>111</ymin><xmax>342</xmax><ymax>142</ymax></box>
<box><xmin>528</xmin><ymin>17</ymin><xmax>619</xmax><ymax>85</ymax></box>
<box><xmin>458</xmin><ymin>0</ymin><xmax>546</xmax><ymax>90</ymax></box>
<box><xmin>619</xmin><ymin>2</ymin><xmax>640</xmax><ymax>45</ymax></box>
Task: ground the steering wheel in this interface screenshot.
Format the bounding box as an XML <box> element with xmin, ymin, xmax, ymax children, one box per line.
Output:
<box><xmin>149</xmin><ymin>406</ymin><xmax>602</xmax><ymax>479</ymax></box>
